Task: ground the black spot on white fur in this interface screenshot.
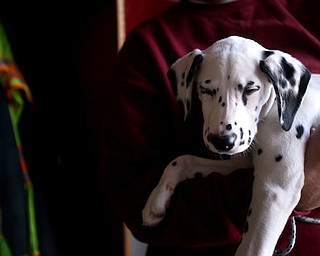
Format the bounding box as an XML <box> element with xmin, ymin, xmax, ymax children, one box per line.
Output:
<box><xmin>240</xmin><ymin>128</ymin><xmax>244</xmax><ymax>139</ymax></box>
<box><xmin>244</xmin><ymin>221</ymin><xmax>249</xmax><ymax>233</ymax></box>
<box><xmin>275</xmin><ymin>155</ymin><xmax>283</xmax><ymax>162</ymax></box>
<box><xmin>280</xmin><ymin>57</ymin><xmax>296</xmax><ymax>87</ymax></box>
<box><xmin>295</xmin><ymin>125</ymin><xmax>304</xmax><ymax>139</ymax></box>
<box><xmin>263</xmin><ymin>50</ymin><xmax>274</xmax><ymax>59</ymax></box>
<box><xmin>186</xmin><ymin>54</ymin><xmax>203</xmax><ymax>88</ymax></box>
<box><xmin>242</xmin><ymin>94</ymin><xmax>248</xmax><ymax>106</ymax></box>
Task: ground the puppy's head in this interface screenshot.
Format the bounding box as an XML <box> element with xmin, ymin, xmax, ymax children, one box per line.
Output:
<box><xmin>168</xmin><ymin>36</ymin><xmax>311</xmax><ymax>155</ymax></box>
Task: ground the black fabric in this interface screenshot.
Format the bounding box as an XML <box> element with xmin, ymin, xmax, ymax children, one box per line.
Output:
<box><xmin>146</xmin><ymin>244</ymin><xmax>238</xmax><ymax>256</ymax></box>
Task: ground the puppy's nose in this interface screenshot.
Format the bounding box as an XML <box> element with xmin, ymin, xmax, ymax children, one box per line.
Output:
<box><xmin>207</xmin><ymin>133</ymin><xmax>237</xmax><ymax>151</ymax></box>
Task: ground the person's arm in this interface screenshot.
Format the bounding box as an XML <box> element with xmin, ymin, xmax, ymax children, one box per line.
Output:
<box><xmin>296</xmin><ymin>127</ymin><xmax>320</xmax><ymax>211</ymax></box>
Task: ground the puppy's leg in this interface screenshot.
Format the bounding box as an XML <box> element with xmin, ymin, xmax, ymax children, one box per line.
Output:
<box><xmin>235</xmin><ymin>125</ymin><xmax>307</xmax><ymax>256</ymax></box>
<box><xmin>142</xmin><ymin>154</ymin><xmax>251</xmax><ymax>226</ymax></box>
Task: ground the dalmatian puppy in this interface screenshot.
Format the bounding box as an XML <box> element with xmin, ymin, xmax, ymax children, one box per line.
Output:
<box><xmin>142</xmin><ymin>36</ymin><xmax>320</xmax><ymax>256</ymax></box>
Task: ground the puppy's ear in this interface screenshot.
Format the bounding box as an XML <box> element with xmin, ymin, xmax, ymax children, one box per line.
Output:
<box><xmin>167</xmin><ymin>49</ymin><xmax>203</xmax><ymax>120</ymax></box>
<box><xmin>260</xmin><ymin>50</ymin><xmax>311</xmax><ymax>131</ymax></box>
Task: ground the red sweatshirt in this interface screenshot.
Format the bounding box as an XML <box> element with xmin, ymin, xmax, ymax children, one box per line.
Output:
<box><xmin>103</xmin><ymin>0</ymin><xmax>320</xmax><ymax>255</ymax></box>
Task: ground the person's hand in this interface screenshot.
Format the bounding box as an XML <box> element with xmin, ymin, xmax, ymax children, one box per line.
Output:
<box><xmin>296</xmin><ymin>127</ymin><xmax>320</xmax><ymax>211</ymax></box>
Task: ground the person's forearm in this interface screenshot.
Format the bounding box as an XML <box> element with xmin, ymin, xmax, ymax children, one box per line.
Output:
<box><xmin>296</xmin><ymin>127</ymin><xmax>320</xmax><ymax>210</ymax></box>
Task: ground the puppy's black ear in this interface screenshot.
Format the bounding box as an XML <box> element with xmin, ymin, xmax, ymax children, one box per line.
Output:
<box><xmin>167</xmin><ymin>49</ymin><xmax>203</xmax><ymax>120</ymax></box>
<box><xmin>260</xmin><ymin>51</ymin><xmax>311</xmax><ymax>131</ymax></box>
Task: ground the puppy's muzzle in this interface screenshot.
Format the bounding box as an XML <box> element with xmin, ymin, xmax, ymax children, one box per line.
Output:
<box><xmin>207</xmin><ymin>133</ymin><xmax>237</xmax><ymax>152</ymax></box>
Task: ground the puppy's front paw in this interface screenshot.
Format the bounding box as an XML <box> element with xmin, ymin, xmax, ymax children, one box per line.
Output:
<box><xmin>142</xmin><ymin>183</ymin><xmax>174</xmax><ymax>227</ymax></box>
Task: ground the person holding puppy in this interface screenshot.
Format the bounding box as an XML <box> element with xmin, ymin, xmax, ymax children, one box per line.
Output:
<box><xmin>102</xmin><ymin>0</ymin><xmax>320</xmax><ymax>255</ymax></box>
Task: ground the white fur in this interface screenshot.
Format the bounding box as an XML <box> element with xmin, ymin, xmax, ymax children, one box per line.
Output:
<box><xmin>142</xmin><ymin>36</ymin><xmax>320</xmax><ymax>256</ymax></box>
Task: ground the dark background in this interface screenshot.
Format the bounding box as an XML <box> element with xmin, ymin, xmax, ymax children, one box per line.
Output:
<box><xmin>0</xmin><ymin>1</ymin><xmax>122</xmax><ymax>255</ymax></box>
<box><xmin>0</xmin><ymin>1</ymin><xmax>173</xmax><ymax>255</ymax></box>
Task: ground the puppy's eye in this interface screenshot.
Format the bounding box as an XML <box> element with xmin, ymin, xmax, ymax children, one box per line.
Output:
<box><xmin>243</xmin><ymin>86</ymin><xmax>260</xmax><ymax>96</ymax></box>
<box><xmin>200</xmin><ymin>85</ymin><xmax>215</xmax><ymax>96</ymax></box>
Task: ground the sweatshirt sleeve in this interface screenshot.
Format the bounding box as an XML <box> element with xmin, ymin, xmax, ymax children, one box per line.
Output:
<box><xmin>102</xmin><ymin>30</ymin><xmax>254</xmax><ymax>248</ymax></box>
